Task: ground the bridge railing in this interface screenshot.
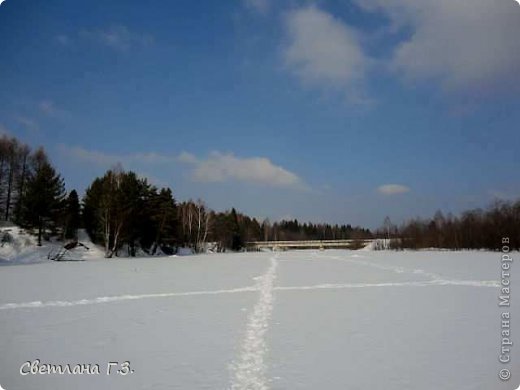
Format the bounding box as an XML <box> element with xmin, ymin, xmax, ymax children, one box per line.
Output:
<box><xmin>245</xmin><ymin>239</ymin><xmax>374</xmax><ymax>249</ymax></box>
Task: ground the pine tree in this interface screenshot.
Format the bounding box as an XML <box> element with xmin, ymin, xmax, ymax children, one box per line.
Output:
<box><xmin>118</xmin><ymin>171</ymin><xmax>147</xmax><ymax>257</ymax></box>
<box><xmin>139</xmin><ymin>187</ymin><xmax>178</xmax><ymax>254</ymax></box>
<box><xmin>230</xmin><ymin>208</ymin><xmax>243</xmax><ymax>251</ymax></box>
<box><xmin>83</xmin><ymin>176</ymin><xmax>104</xmax><ymax>243</ymax></box>
<box><xmin>13</xmin><ymin>144</ymin><xmax>31</xmax><ymax>224</ymax></box>
<box><xmin>64</xmin><ymin>190</ymin><xmax>81</xmax><ymax>240</ymax></box>
<box><xmin>4</xmin><ymin>137</ymin><xmax>20</xmax><ymax>221</ymax></box>
<box><xmin>23</xmin><ymin>148</ymin><xmax>66</xmax><ymax>246</ymax></box>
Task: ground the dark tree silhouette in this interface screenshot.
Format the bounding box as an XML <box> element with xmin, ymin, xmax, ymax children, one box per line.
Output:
<box><xmin>23</xmin><ymin>148</ymin><xmax>66</xmax><ymax>246</ymax></box>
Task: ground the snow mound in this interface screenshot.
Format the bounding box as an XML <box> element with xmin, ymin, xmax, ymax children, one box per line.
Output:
<box><xmin>0</xmin><ymin>224</ymin><xmax>47</xmax><ymax>265</ymax></box>
<box><xmin>0</xmin><ymin>226</ymin><xmax>105</xmax><ymax>265</ymax></box>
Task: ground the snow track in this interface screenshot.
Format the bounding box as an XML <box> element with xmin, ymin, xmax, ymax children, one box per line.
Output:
<box><xmin>229</xmin><ymin>255</ymin><xmax>278</xmax><ymax>390</ymax></box>
<box><xmin>0</xmin><ymin>287</ymin><xmax>257</xmax><ymax>310</ymax></box>
<box><xmin>0</xmin><ymin>271</ymin><xmax>496</xmax><ymax>312</ymax></box>
<box><xmin>275</xmin><ymin>278</ymin><xmax>499</xmax><ymax>291</ymax></box>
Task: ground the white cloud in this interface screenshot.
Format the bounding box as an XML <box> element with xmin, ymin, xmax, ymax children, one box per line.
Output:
<box><xmin>356</xmin><ymin>0</ymin><xmax>520</xmax><ymax>91</ymax></box>
<box><xmin>58</xmin><ymin>145</ymin><xmax>120</xmax><ymax>166</ymax></box>
<box><xmin>377</xmin><ymin>184</ymin><xmax>410</xmax><ymax>195</ymax></box>
<box><xmin>283</xmin><ymin>6</ymin><xmax>367</xmax><ymax>94</ymax></box>
<box><xmin>80</xmin><ymin>25</ymin><xmax>153</xmax><ymax>51</ymax></box>
<box><xmin>57</xmin><ymin>145</ymin><xmax>177</xmax><ymax>167</ymax></box>
<box><xmin>180</xmin><ymin>151</ymin><xmax>307</xmax><ymax>190</ymax></box>
<box><xmin>177</xmin><ymin>151</ymin><xmax>198</xmax><ymax>164</ymax></box>
<box><xmin>58</xmin><ymin>146</ymin><xmax>306</xmax><ymax>190</ymax></box>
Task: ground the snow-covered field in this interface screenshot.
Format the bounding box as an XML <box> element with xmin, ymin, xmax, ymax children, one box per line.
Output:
<box><xmin>0</xmin><ymin>249</ymin><xmax>518</xmax><ymax>389</ymax></box>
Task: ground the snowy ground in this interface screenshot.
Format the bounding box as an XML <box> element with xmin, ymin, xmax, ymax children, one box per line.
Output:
<box><xmin>0</xmin><ymin>249</ymin><xmax>518</xmax><ymax>389</ymax></box>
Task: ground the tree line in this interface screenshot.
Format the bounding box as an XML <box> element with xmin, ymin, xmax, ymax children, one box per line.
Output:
<box><xmin>0</xmin><ymin>136</ymin><xmax>79</xmax><ymax>246</ymax></box>
<box><xmin>3</xmin><ymin>135</ymin><xmax>372</xmax><ymax>257</ymax></box>
<box><xmin>5</xmin><ymin>134</ymin><xmax>518</xmax><ymax>256</ymax></box>
<box><xmin>82</xmin><ymin>166</ymin><xmax>373</xmax><ymax>257</ymax></box>
<box><xmin>377</xmin><ymin>203</ymin><xmax>520</xmax><ymax>250</ymax></box>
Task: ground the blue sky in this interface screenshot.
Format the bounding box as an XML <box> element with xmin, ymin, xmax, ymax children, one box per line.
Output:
<box><xmin>1</xmin><ymin>0</ymin><xmax>520</xmax><ymax>228</ymax></box>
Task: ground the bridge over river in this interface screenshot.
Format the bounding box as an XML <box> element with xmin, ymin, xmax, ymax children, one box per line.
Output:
<box><xmin>246</xmin><ymin>239</ymin><xmax>374</xmax><ymax>251</ymax></box>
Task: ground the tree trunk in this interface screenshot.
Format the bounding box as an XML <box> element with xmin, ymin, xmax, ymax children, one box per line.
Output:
<box><xmin>110</xmin><ymin>221</ymin><xmax>123</xmax><ymax>258</ymax></box>
<box><xmin>37</xmin><ymin>216</ymin><xmax>42</xmax><ymax>246</ymax></box>
<box><xmin>4</xmin><ymin>159</ymin><xmax>14</xmax><ymax>221</ymax></box>
<box><xmin>0</xmin><ymin>158</ymin><xmax>5</xmax><ymax>217</ymax></box>
<box><xmin>103</xmin><ymin>209</ymin><xmax>112</xmax><ymax>258</ymax></box>
<box><xmin>14</xmin><ymin>152</ymin><xmax>27</xmax><ymax>223</ymax></box>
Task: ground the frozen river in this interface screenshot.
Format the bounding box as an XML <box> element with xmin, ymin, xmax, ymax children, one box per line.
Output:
<box><xmin>0</xmin><ymin>249</ymin><xmax>517</xmax><ymax>389</ymax></box>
